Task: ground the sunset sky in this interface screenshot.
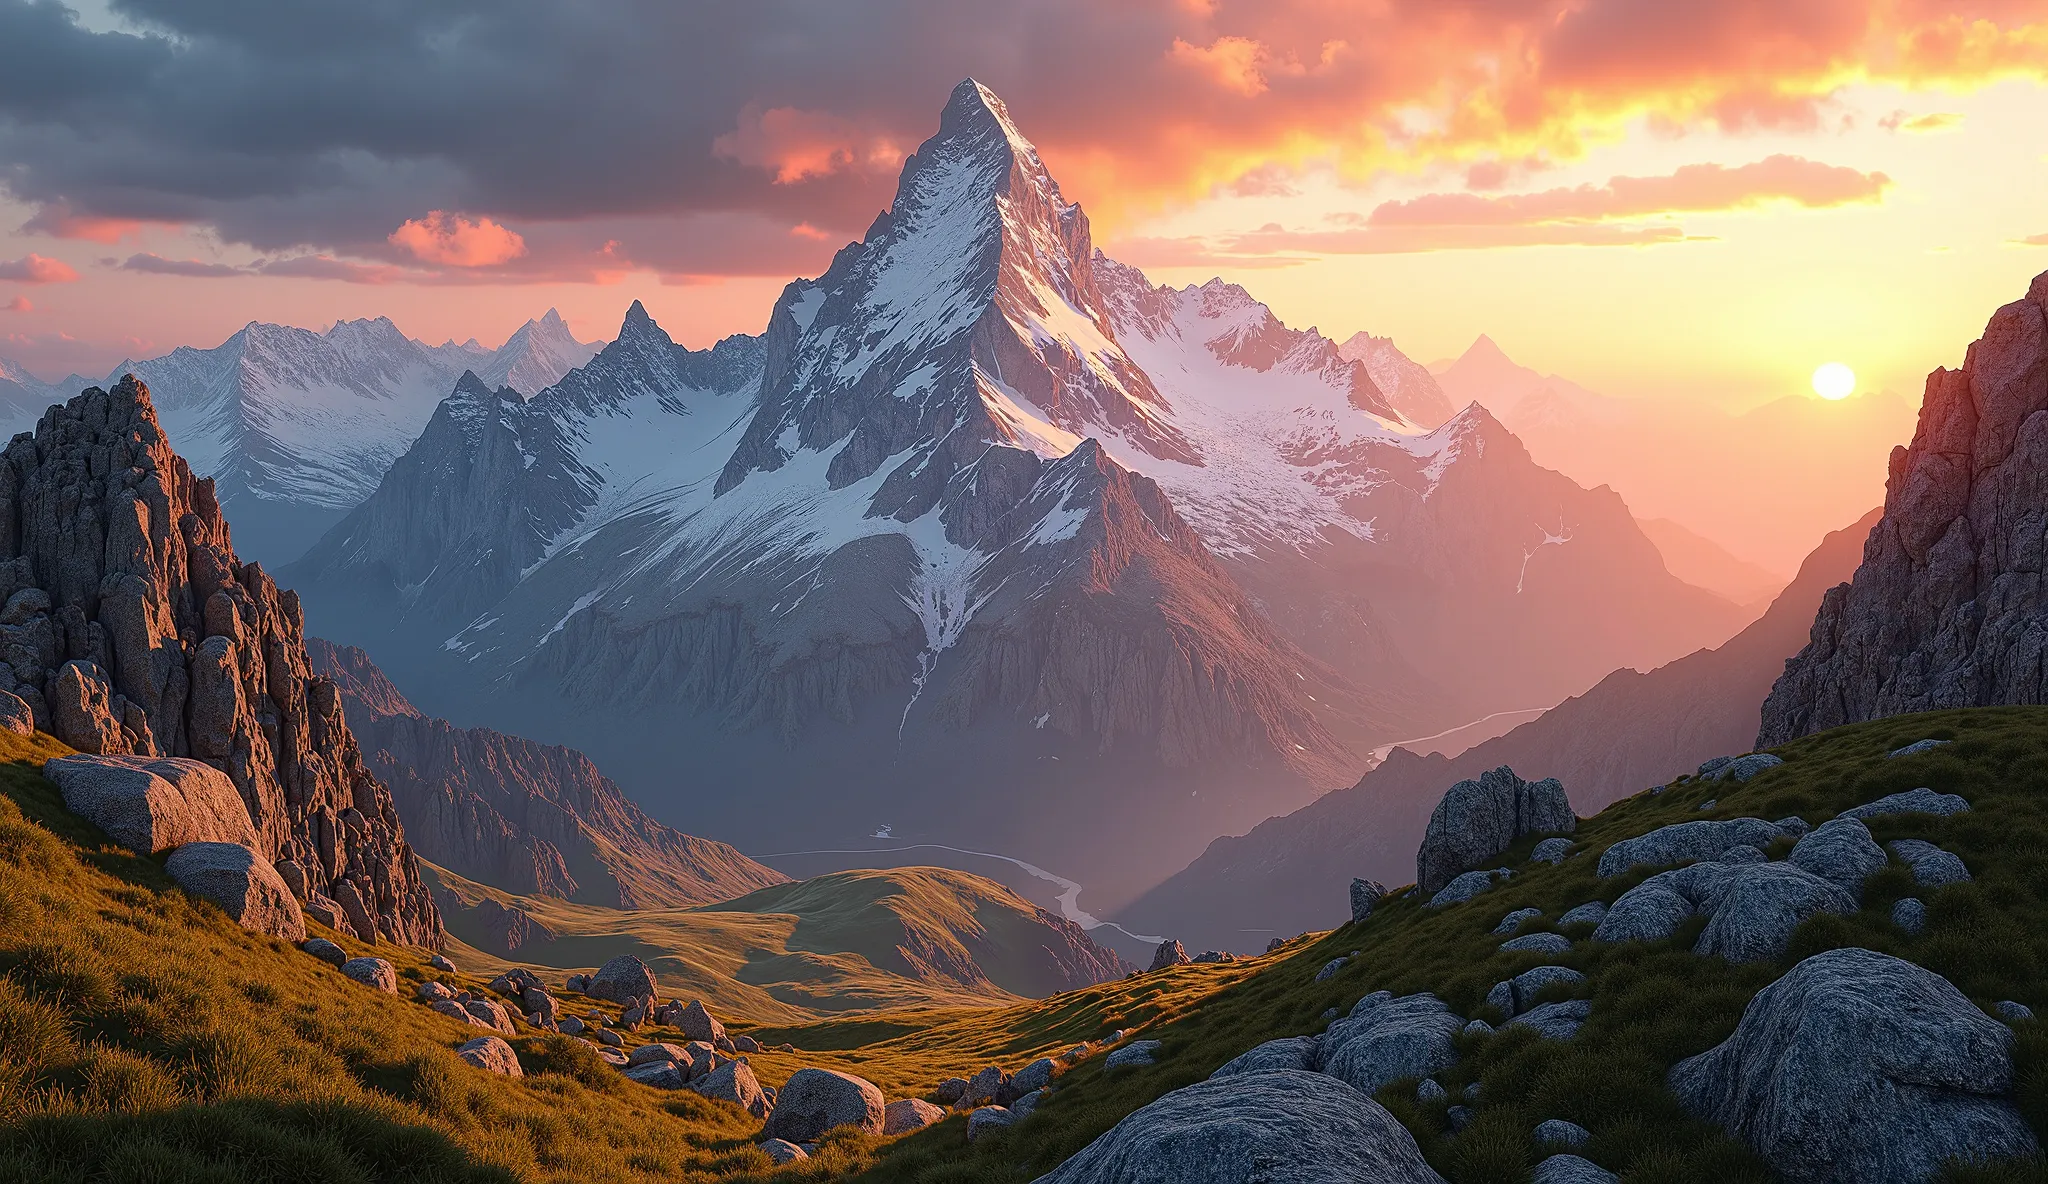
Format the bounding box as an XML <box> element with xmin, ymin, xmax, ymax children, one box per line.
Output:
<box><xmin>0</xmin><ymin>0</ymin><xmax>2044</xmax><ymax>414</ymax></box>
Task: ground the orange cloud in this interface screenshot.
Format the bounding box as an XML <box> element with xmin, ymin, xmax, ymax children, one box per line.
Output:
<box><xmin>4</xmin><ymin>297</ymin><xmax>31</xmax><ymax>313</ymax></box>
<box><xmin>712</xmin><ymin>106</ymin><xmax>905</xmax><ymax>184</ymax></box>
<box><xmin>0</xmin><ymin>255</ymin><xmax>80</xmax><ymax>284</ymax></box>
<box><xmin>20</xmin><ymin>204</ymin><xmax>152</xmax><ymax>244</ymax></box>
<box><xmin>388</xmin><ymin>211</ymin><xmax>527</xmax><ymax>267</ymax></box>
<box><xmin>1170</xmin><ymin>36</ymin><xmax>1277</xmax><ymax>97</ymax></box>
<box><xmin>1880</xmin><ymin>109</ymin><xmax>1966</xmax><ymax>130</ymax></box>
<box><xmin>2014</xmin><ymin>232</ymin><xmax>2048</xmax><ymax>245</ymax></box>
<box><xmin>1370</xmin><ymin>156</ymin><xmax>1891</xmax><ymax>227</ymax></box>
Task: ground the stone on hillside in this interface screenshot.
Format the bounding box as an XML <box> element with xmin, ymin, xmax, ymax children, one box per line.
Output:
<box><xmin>884</xmin><ymin>1097</ymin><xmax>947</xmax><ymax>1134</ymax></box>
<box><xmin>45</xmin><ymin>755</ymin><xmax>258</xmax><ymax>856</ymax></box>
<box><xmin>1210</xmin><ymin>1035</ymin><xmax>1322</xmax><ymax>1079</ymax></box>
<box><xmin>1598</xmin><ymin>818</ymin><xmax>1789</xmax><ymax>877</ymax></box>
<box><xmin>1559</xmin><ymin>901</ymin><xmax>1608</xmax><ymax>927</ymax></box>
<box><xmin>1701</xmin><ymin>753</ymin><xmax>1783</xmax><ymax>782</ymax></box>
<box><xmin>1889</xmin><ymin>839</ymin><xmax>1971</xmax><ymax>888</ymax></box>
<box><xmin>464</xmin><ymin>999</ymin><xmax>516</xmax><ymax>1035</ymax></box>
<box><xmin>1501</xmin><ymin>932</ymin><xmax>1571</xmax><ymax>955</ymax></box>
<box><xmin>1840</xmin><ymin>788</ymin><xmax>1971</xmax><ymax>822</ymax></box>
<box><xmin>1695</xmin><ymin>864</ymin><xmax>1857</xmax><ymax>963</ymax></box>
<box><xmin>1717</xmin><ymin>844</ymin><xmax>1767</xmax><ymax>864</ymax></box>
<box><xmin>934</xmin><ymin>1077</ymin><xmax>969</xmax><ymax>1105</ymax></box>
<box><xmin>762</xmin><ymin>1068</ymin><xmax>886</xmax><ymax>1142</ymax></box>
<box><xmin>1511</xmin><ymin>999</ymin><xmax>1591</xmax><ymax>1041</ymax></box>
<box><xmin>1416</xmin><ymin>1078</ymin><xmax>1447</xmax><ymax>1103</ymax></box>
<box><xmin>1888</xmin><ymin>739</ymin><xmax>1951</xmax><ymax>758</ymax></box>
<box><xmin>1531</xmin><ymin>837</ymin><xmax>1574</xmax><ymax>864</ymax></box>
<box><xmin>1696</xmin><ymin>800</ymin><xmax>1718</xmax><ymax>811</ymax></box>
<box><xmin>1350</xmin><ymin>878</ymin><xmax>1386</xmax><ymax>923</ymax></box>
<box><xmin>1787</xmin><ymin>817</ymin><xmax>1886</xmax><ymax>897</ymax></box>
<box><xmin>559</xmin><ymin>1015</ymin><xmax>586</xmax><ymax>1036</ymax></box>
<box><xmin>1417</xmin><ymin>766</ymin><xmax>1574</xmax><ymax>893</ymax></box>
<box><xmin>0</xmin><ymin>687</ymin><xmax>32</xmax><ymax>734</ymax></box>
<box><xmin>341</xmin><ymin>956</ymin><xmax>397</xmax><ymax>993</ymax></box>
<box><xmin>1011</xmin><ymin>1088</ymin><xmax>1048</xmax><ymax>1120</ymax></box>
<box><xmin>691</xmin><ymin>1058</ymin><xmax>770</xmax><ymax>1118</ymax></box>
<box><xmin>677</xmin><ymin>998</ymin><xmax>725</xmax><ymax>1043</ymax></box>
<box><xmin>1105</xmin><ymin>1040</ymin><xmax>1163</xmax><ymax>1070</ymax></box>
<box><xmin>1190</xmin><ymin>950</ymin><xmax>1235</xmax><ymax>964</ymax></box>
<box><xmin>1314</xmin><ymin>957</ymin><xmax>1348</xmax><ymax>982</ymax></box>
<box><xmin>594</xmin><ymin>1028</ymin><xmax>623</xmax><ymax>1048</ymax></box>
<box><xmin>964</xmin><ymin>1064</ymin><xmax>1008</xmax><ymax>1105</ymax></box>
<box><xmin>1148</xmin><ymin>939</ymin><xmax>1190</xmax><ymax>971</ymax></box>
<box><xmin>1428</xmin><ymin>868</ymin><xmax>1512</xmax><ymax>908</ymax></box>
<box><xmin>1009</xmin><ymin>1057</ymin><xmax>1057</xmax><ymax>1097</ymax></box>
<box><xmin>1464</xmin><ymin>1019</ymin><xmax>1494</xmax><ymax>1037</ymax></box>
<box><xmin>1509</xmin><ymin>966</ymin><xmax>1585</xmax><ymax>1011</ymax></box>
<box><xmin>1995</xmin><ymin>1001</ymin><xmax>2034</xmax><ymax>1022</ymax></box>
<box><xmin>733</xmin><ymin>1034</ymin><xmax>760</xmax><ymax>1053</ymax></box>
<box><xmin>1492</xmin><ymin>907</ymin><xmax>1543</xmax><ymax>934</ymax></box>
<box><xmin>1776</xmin><ymin>816</ymin><xmax>1812</xmax><ymax>838</ymax></box>
<box><xmin>1892</xmin><ymin>897</ymin><xmax>1927</xmax><ymax>935</ymax></box>
<box><xmin>457</xmin><ymin>1036</ymin><xmax>521</xmax><ymax>1076</ymax></box>
<box><xmin>523</xmin><ymin>990</ymin><xmax>559</xmax><ymax>1025</ymax></box>
<box><xmin>1484</xmin><ymin>981</ymin><xmax>1514</xmax><ymax>1016</ymax></box>
<box><xmin>432</xmin><ymin>1000</ymin><xmax>489</xmax><ymax>1028</ymax></box>
<box><xmin>1323</xmin><ymin>992</ymin><xmax>1462</xmax><ymax>1094</ymax></box>
<box><xmin>1532</xmin><ymin>1153</ymin><xmax>1619</xmax><ymax>1184</ymax></box>
<box><xmin>302</xmin><ymin>937</ymin><xmax>346</xmax><ymax>967</ymax></box>
<box><xmin>1593</xmin><ymin>873</ymin><xmax>1696</xmax><ymax>944</ymax></box>
<box><xmin>429</xmin><ymin>953</ymin><xmax>456</xmax><ymax>973</ymax></box>
<box><xmin>967</xmin><ymin>1106</ymin><xmax>1014</xmax><ymax>1141</ymax></box>
<box><xmin>164</xmin><ymin>843</ymin><xmax>307</xmax><ymax>940</ymax></box>
<box><xmin>417</xmin><ymin>981</ymin><xmax>453</xmax><ymax>1002</ymax></box>
<box><xmin>624</xmin><ymin>1061</ymin><xmax>687</xmax><ymax>1090</ymax></box>
<box><xmin>1536</xmin><ymin>1119</ymin><xmax>1591</xmax><ymax>1147</ymax></box>
<box><xmin>629</xmin><ymin>1042</ymin><xmax>687</xmax><ymax>1067</ymax></box>
<box><xmin>1670</xmin><ymin>948</ymin><xmax>2037</xmax><ymax>1183</ymax></box>
<box><xmin>758</xmin><ymin>1139</ymin><xmax>808</xmax><ymax>1164</ymax></box>
<box><xmin>587</xmin><ymin>955</ymin><xmax>657</xmax><ymax>1005</ymax></box>
<box><xmin>1265</xmin><ymin>937</ymin><xmax>1287</xmax><ymax>953</ymax></box>
<box><xmin>564</xmin><ymin>973</ymin><xmax>589</xmax><ymax>993</ymax></box>
<box><xmin>1032</xmin><ymin>1069</ymin><xmax>1446</xmax><ymax>1184</ymax></box>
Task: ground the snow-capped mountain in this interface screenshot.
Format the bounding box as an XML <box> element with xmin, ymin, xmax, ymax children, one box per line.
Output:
<box><xmin>0</xmin><ymin>312</ymin><xmax>601</xmax><ymax>566</ymax></box>
<box><xmin>285</xmin><ymin>80</ymin><xmax>1740</xmax><ymax>902</ymax></box>
<box><xmin>1337</xmin><ymin>332</ymin><xmax>1455</xmax><ymax>429</ymax></box>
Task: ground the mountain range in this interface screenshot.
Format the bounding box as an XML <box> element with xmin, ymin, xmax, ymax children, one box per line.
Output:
<box><xmin>0</xmin><ymin>310</ymin><xmax>598</xmax><ymax>565</ymax></box>
<box><xmin>1436</xmin><ymin>334</ymin><xmax>1916</xmax><ymax>576</ymax></box>
<box><xmin>1126</xmin><ymin>503</ymin><xmax>1880</xmax><ymax>951</ymax></box>
<box><xmin>280</xmin><ymin>80</ymin><xmax>1744</xmax><ymax>908</ymax></box>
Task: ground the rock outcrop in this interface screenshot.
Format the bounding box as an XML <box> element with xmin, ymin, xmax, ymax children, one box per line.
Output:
<box><xmin>1416</xmin><ymin>765</ymin><xmax>1574</xmax><ymax>893</ymax></box>
<box><xmin>1761</xmin><ymin>271</ymin><xmax>2048</xmax><ymax>743</ymax></box>
<box><xmin>163</xmin><ymin>840</ymin><xmax>305</xmax><ymax>941</ymax></box>
<box><xmin>761</xmin><ymin>1068</ymin><xmax>886</xmax><ymax>1143</ymax></box>
<box><xmin>45</xmin><ymin>754</ymin><xmax>257</xmax><ymax>854</ymax></box>
<box><xmin>6</xmin><ymin>381</ymin><xmax>437</xmax><ymax>943</ymax></box>
<box><xmin>1670</xmin><ymin>948</ymin><xmax>2036</xmax><ymax>1182</ymax></box>
<box><xmin>1031</xmin><ymin>1069</ymin><xmax>1446</xmax><ymax>1184</ymax></box>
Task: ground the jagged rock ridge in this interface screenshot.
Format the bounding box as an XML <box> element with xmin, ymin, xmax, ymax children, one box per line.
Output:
<box><xmin>308</xmin><ymin>637</ymin><xmax>789</xmax><ymax>908</ymax></box>
<box><xmin>0</xmin><ymin>379</ymin><xmax>437</xmax><ymax>943</ymax></box>
<box><xmin>1761</xmin><ymin>270</ymin><xmax>2048</xmax><ymax>743</ymax></box>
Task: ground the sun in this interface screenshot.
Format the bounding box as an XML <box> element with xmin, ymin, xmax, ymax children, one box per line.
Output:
<box><xmin>1812</xmin><ymin>362</ymin><xmax>1857</xmax><ymax>401</ymax></box>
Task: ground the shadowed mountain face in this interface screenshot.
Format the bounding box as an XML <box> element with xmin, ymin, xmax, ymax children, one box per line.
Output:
<box><xmin>1762</xmin><ymin>271</ymin><xmax>2048</xmax><ymax>745</ymax></box>
<box><xmin>1125</xmin><ymin>506</ymin><xmax>1880</xmax><ymax>952</ymax></box>
<box><xmin>283</xmin><ymin>80</ymin><xmax>1742</xmax><ymax>906</ymax></box>
<box><xmin>307</xmin><ymin>638</ymin><xmax>787</xmax><ymax>909</ymax></box>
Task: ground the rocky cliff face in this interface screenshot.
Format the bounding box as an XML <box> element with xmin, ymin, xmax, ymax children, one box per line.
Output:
<box><xmin>307</xmin><ymin>637</ymin><xmax>788</xmax><ymax>908</ymax></box>
<box><xmin>1126</xmin><ymin>506</ymin><xmax>1879</xmax><ymax>950</ymax></box>
<box><xmin>1760</xmin><ymin>271</ymin><xmax>2048</xmax><ymax>744</ymax></box>
<box><xmin>0</xmin><ymin>379</ymin><xmax>438</xmax><ymax>943</ymax></box>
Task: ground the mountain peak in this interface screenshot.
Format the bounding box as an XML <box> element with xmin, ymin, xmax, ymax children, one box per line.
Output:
<box><xmin>617</xmin><ymin>299</ymin><xmax>668</xmax><ymax>346</ymax></box>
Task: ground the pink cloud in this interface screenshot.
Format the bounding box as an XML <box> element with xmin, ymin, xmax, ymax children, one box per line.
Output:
<box><xmin>713</xmin><ymin>106</ymin><xmax>907</xmax><ymax>185</ymax></box>
<box><xmin>388</xmin><ymin>211</ymin><xmax>528</xmax><ymax>267</ymax></box>
<box><xmin>20</xmin><ymin>204</ymin><xmax>153</xmax><ymax>244</ymax></box>
<box><xmin>0</xmin><ymin>255</ymin><xmax>81</xmax><ymax>284</ymax></box>
<box><xmin>1370</xmin><ymin>156</ymin><xmax>1891</xmax><ymax>228</ymax></box>
<box><xmin>3</xmin><ymin>297</ymin><xmax>31</xmax><ymax>313</ymax></box>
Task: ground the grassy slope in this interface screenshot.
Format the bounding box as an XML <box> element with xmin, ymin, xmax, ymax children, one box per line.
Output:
<box><xmin>429</xmin><ymin>865</ymin><xmax>1033</xmax><ymax>1022</ymax></box>
<box><xmin>857</xmin><ymin>707</ymin><xmax>2048</xmax><ymax>1184</ymax></box>
<box><xmin>7</xmin><ymin>708</ymin><xmax>2046</xmax><ymax>1182</ymax></box>
<box><xmin>0</xmin><ymin>726</ymin><xmax>1263</xmax><ymax>1180</ymax></box>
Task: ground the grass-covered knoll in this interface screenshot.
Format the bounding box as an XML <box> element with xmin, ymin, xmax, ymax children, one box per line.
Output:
<box><xmin>0</xmin><ymin>727</ymin><xmax>1264</xmax><ymax>1181</ymax></box>
<box><xmin>432</xmin><ymin>862</ymin><xmax>1129</xmax><ymax>1024</ymax></box>
<box><xmin>856</xmin><ymin>707</ymin><xmax>2048</xmax><ymax>1184</ymax></box>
